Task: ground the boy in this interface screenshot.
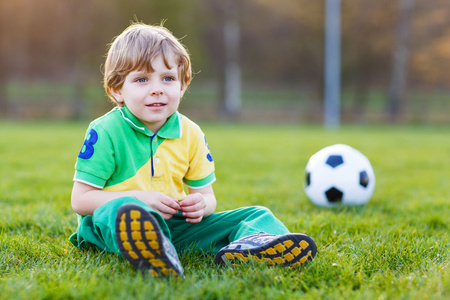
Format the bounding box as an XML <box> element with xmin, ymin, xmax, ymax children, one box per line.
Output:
<box><xmin>69</xmin><ymin>22</ymin><xmax>316</xmax><ymax>277</ymax></box>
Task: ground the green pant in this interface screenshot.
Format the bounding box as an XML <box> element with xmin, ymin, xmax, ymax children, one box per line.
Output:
<box><xmin>69</xmin><ymin>197</ymin><xmax>290</xmax><ymax>255</ymax></box>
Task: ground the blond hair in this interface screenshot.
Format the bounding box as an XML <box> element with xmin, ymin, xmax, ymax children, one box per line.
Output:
<box><xmin>103</xmin><ymin>23</ymin><xmax>192</xmax><ymax>105</ymax></box>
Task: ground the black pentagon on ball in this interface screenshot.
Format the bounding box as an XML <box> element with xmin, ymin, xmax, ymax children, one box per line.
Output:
<box><xmin>325</xmin><ymin>187</ymin><xmax>343</xmax><ymax>203</ymax></box>
<box><xmin>359</xmin><ymin>170</ymin><xmax>369</xmax><ymax>188</ymax></box>
<box><xmin>305</xmin><ymin>172</ymin><xmax>311</xmax><ymax>186</ymax></box>
<box><xmin>326</xmin><ymin>155</ymin><xmax>344</xmax><ymax>168</ymax></box>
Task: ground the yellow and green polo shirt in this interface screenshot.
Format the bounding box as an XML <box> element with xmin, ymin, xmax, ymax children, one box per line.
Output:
<box><xmin>74</xmin><ymin>106</ymin><xmax>215</xmax><ymax>201</ymax></box>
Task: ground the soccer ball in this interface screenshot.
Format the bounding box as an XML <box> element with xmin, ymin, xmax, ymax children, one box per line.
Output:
<box><xmin>304</xmin><ymin>144</ymin><xmax>375</xmax><ymax>206</ymax></box>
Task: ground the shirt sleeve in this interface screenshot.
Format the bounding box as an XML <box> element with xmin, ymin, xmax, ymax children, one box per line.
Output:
<box><xmin>73</xmin><ymin>124</ymin><xmax>115</xmax><ymax>189</ymax></box>
<box><xmin>183</xmin><ymin>129</ymin><xmax>216</xmax><ymax>189</ymax></box>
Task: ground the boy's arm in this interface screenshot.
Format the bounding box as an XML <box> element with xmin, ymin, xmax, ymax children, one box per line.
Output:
<box><xmin>179</xmin><ymin>185</ymin><xmax>216</xmax><ymax>223</ymax></box>
<box><xmin>71</xmin><ymin>181</ymin><xmax>181</xmax><ymax>219</ymax></box>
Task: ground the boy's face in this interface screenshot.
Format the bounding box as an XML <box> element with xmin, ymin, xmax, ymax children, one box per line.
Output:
<box><xmin>110</xmin><ymin>54</ymin><xmax>185</xmax><ymax>133</ymax></box>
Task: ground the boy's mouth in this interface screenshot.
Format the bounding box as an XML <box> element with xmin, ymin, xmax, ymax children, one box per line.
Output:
<box><xmin>147</xmin><ymin>103</ymin><xmax>166</xmax><ymax>107</ymax></box>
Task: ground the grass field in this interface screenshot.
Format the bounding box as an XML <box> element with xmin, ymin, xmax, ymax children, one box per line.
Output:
<box><xmin>0</xmin><ymin>121</ymin><xmax>448</xmax><ymax>299</ymax></box>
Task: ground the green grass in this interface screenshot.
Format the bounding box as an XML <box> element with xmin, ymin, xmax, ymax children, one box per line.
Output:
<box><xmin>0</xmin><ymin>122</ymin><xmax>449</xmax><ymax>299</ymax></box>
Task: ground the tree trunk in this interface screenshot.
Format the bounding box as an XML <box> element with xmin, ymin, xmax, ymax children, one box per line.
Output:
<box><xmin>0</xmin><ymin>1</ymin><xmax>9</xmax><ymax>117</ymax></box>
<box><xmin>221</xmin><ymin>0</ymin><xmax>241</xmax><ymax>120</ymax></box>
<box><xmin>387</xmin><ymin>0</ymin><xmax>414</xmax><ymax>122</ymax></box>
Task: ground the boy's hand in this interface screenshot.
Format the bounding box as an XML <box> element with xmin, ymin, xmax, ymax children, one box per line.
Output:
<box><xmin>71</xmin><ymin>182</ymin><xmax>182</xmax><ymax>218</ymax></box>
<box><xmin>140</xmin><ymin>191</ymin><xmax>180</xmax><ymax>220</ymax></box>
<box><xmin>179</xmin><ymin>193</ymin><xmax>207</xmax><ymax>223</ymax></box>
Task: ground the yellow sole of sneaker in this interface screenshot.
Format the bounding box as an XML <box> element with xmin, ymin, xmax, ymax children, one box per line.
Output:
<box><xmin>216</xmin><ymin>234</ymin><xmax>317</xmax><ymax>268</ymax></box>
<box><xmin>115</xmin><ymin>204</ymin><xmax>182</xmax><ymax>277</ymax></box>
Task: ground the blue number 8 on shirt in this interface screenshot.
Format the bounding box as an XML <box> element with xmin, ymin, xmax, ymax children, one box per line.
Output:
<box><xmin>78</xmin><ymin>129</ymin><xmax>98</xmax><ymax>159</ymax></box>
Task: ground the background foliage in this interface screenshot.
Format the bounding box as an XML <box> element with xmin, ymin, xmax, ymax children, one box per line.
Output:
<box><xmin>0</xmin><ymin>0</ymin><xmax>449</xmax><ymax>123</ymax></box>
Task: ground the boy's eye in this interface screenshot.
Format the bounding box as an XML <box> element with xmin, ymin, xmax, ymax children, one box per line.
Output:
<box><xmin>136</xmin><ymin>77</ymin><xmax>147</xmax><ymax>83</ymax></box>
<box><xmin>163</xmin><ymin>76</ymin><xmax>175</xmax><ymax>82</ymax></box>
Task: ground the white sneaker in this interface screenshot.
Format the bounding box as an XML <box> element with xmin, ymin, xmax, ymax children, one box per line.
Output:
<box><xmin>215</xmin><ymin>233</ymin><xmax>317</xmax><ymax>268</ymax></box>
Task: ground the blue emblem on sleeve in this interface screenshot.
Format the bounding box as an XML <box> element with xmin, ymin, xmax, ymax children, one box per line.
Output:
<box><xmin>78</xmin><ymin>128</ymin><xmax>98</xmax><ymax>159</ymax></box>
<box><xmin>205</xmin><ymin>136</ymin><xmax>213</xmax><ymax>162</ymax></box>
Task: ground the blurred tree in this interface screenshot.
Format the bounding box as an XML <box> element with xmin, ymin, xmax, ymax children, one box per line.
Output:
<box><xmin>223</xmin><ymin>0</ymin><xmax>242</xmax><ymax>119</ymax></box>
<box><xmin>60</xmin><ymin>0</ymin><xmax>94</xmax><ymax>119</ymax></box>
<box><xmin>388</xmin><ymin>0</ymin><xmax>414</xmax><ymax>122</ymax></box>
<box><xmin>239</xmin><ymin>0</ymin><xmax>324</xmax><ymax>88</ymax></box>
<box><xmin>203</xmin><ymin>0</ymin><xmax>238</xmax><ymax>119</ymax></box>
<box><xmin>207</xmin><ymin>0</ymin><xmax>242</xmax><ymax>120</ymax></box>
<box><xmin>341</xmin><ymin>0</ymin><xmax>395</xmax><ymax>122</ymax></box>
<box><xmin>0</xmin><ymin>1</ymin><xmax>9</xmax><ymax>116</ymax></box>
<box><xmin>410</xmin><ymin>0</ymin><xmax>450</xmax><ymax>86</ymax></box>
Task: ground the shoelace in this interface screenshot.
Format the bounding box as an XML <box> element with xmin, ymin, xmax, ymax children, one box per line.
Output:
<box><xmin>241</xmin><ymin>234</ymin><xmax>276</xmax><ymax>246</ymax></box>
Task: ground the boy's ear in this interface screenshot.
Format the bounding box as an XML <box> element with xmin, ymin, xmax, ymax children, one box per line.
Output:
<box><xmin>180</xmin><ymin>86</ymin><xmax>186</xmax><ymax>98</ymax></box>
<box><xmin>109</xmin><ymin>87</ymin><xmax>124</xmax><ymax>103</ymax></box>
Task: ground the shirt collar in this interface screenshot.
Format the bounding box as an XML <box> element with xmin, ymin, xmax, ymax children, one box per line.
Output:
<box><xmin>119</xmin><ymin>106</ymin><xmax>182</xmax><ymax>139</ymax></box>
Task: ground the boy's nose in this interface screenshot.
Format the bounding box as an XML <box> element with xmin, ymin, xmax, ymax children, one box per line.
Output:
<box><xmin>151</xmin><ymin>89</ymin><xmax>163</xmax><ymax>96</ymax></box>
<box><xmin>150</xmin><ymin>83</ymin><xmax>163</xmax><ymax>96</ymax></box>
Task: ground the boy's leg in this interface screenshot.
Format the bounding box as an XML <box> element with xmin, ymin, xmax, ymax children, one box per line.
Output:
<box><xmin>74</xmin><ymin>197</ymin><xmax>170</xmax><ymax>253</ymax></box>
<box><xmin>167</xmin><ymin>205</ymin><xmax>316</xmax><ymax>268</ymax></box>
<box><xmin>74</xmin><ymin>197</ymin><xmax>183</xmax><ymax>276</ymax></box>
<box><xmin>168</xmin><ymin>205</ymin><xmax>288</xmax><ymax>253</ymax></box>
